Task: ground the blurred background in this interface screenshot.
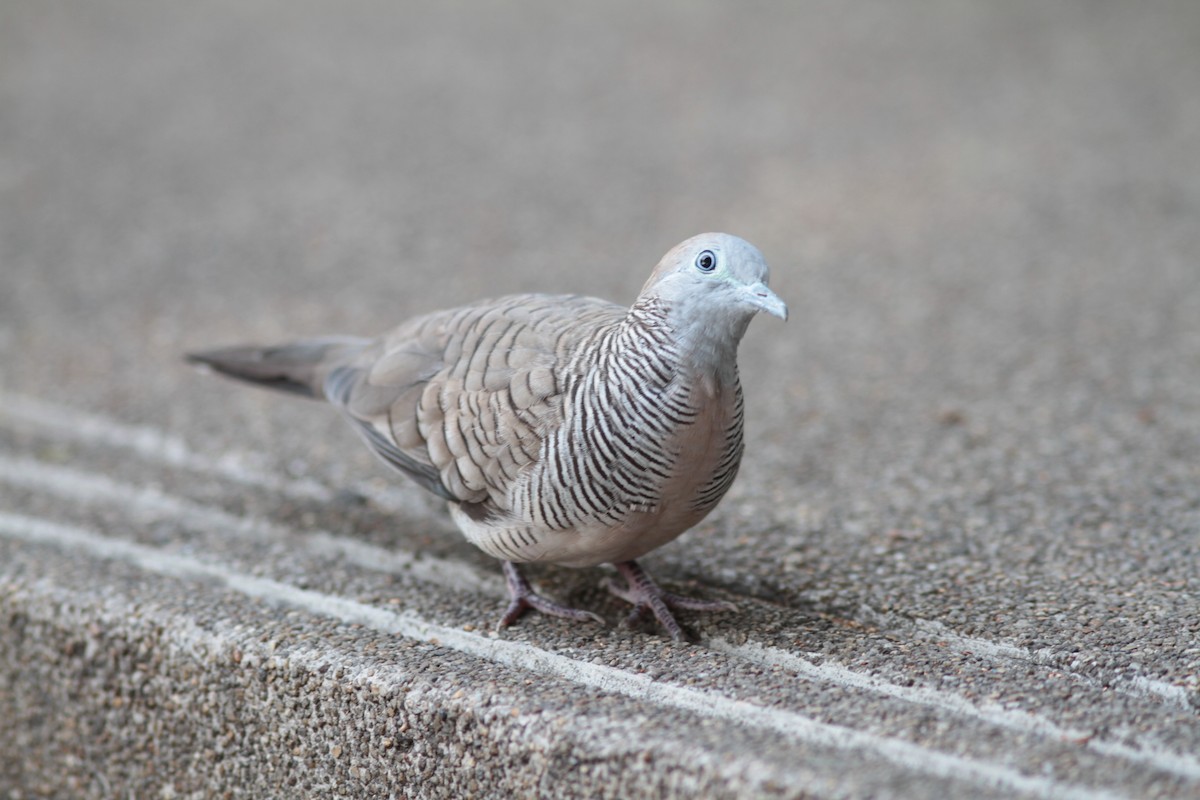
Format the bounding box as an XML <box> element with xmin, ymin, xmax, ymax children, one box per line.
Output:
<box><xmin>1</xmin><ymin>0</ymin><xmax>1198</xmax><ymax>627</ymax></box>
<box><xmin>2</xmin><ymin>4</ymin><xmax>1200</xmax><ymax>794</ymax></box>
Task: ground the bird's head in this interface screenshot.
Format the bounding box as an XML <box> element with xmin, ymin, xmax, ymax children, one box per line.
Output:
<box><xmin>639</xmin><ymin>232</ymin><xmax>788</xmax><ymax>327</ymax></box>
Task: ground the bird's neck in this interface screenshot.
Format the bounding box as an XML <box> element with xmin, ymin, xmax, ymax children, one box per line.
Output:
<box><xmin>623</xmin><ymin>297</ymin><xmax>747</xmax><ymax>387</ymax></box>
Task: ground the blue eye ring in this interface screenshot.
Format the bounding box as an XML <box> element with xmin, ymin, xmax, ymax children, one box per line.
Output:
<box><xmin>695</xmin><ymin>250</ymin><xmax>717</xmax><ymax>272</ymax></box>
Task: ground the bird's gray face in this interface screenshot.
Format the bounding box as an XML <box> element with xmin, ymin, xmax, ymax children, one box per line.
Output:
<box><xmin>644</xmin><ymin>233</ymin><xmax>789</xmax><ymax>324</ymax></box>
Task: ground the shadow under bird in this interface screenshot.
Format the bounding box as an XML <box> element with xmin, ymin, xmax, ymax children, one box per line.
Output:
<box><xmin>186</xmin><ymin>232</ymin><xmax>787</xmax><ymax>640</ymax></box>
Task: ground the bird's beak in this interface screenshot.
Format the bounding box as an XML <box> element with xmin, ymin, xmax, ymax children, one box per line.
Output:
<box><xmin>742</xmin><ymin>281</ymin><xmax>789</xmax><ymax>321</ymax></box>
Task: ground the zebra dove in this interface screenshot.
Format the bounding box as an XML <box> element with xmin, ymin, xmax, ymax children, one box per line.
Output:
<box><xmin>187</xmin><ymin>233</ymin><xmax>787</xmax><ymax>640</ymax></box>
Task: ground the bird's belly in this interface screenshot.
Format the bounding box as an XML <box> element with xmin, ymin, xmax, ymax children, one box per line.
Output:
<box><xmin>452</xmin><ymin>469</ymin><xmax>721</xmax><ymax>568</ymax></box>
<box><xmin>509</xmin><ymin>511</ymin><xmax>707</xmax><ymax>568</ymax></box>
<box><xmin>490</xmin><ymin>433</ymin><xmax>734</xmax><ymax>567</ymax></box>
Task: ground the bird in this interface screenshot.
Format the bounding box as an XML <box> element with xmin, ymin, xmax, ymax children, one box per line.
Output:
<box><xmin>186</xmin><ymin>233</ymin><xmax>787</xmax><ymax>640</ymax></box>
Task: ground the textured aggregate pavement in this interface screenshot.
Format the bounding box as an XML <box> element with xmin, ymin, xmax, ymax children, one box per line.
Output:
<box><xmin>2</xmin><ymin>1</ymin><xmax>1199</xmax><ymax>798</ymax></box>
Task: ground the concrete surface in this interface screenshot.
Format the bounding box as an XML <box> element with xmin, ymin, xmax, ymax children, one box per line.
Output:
<box><xmin>2</xmin><ymin>1</ymin><xmax>1199</xmax><ymax>797</ymax></box>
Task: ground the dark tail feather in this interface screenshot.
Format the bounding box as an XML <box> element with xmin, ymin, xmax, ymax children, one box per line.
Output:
<box><xmin>185</xmin><ymin>337</ymin><xmax>371</xmax><ymax>399</ymax></box>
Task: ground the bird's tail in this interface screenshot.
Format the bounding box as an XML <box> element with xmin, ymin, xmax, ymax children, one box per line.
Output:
<box><xmin>185</xmin><ymin>337</ymin><xmax>371</xmax><ymax>400</ymax></box>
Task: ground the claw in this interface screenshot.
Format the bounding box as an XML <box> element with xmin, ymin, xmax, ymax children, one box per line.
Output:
<box><xmin>620</xmin><ymin>602</ymin><xmax>648</xmax><ymax>629</ymax></box>
<box><xmin>606</xmin><ymin>561</ymin><xmax>736</xmax><ymax>641</ymax></box>
<box><xmin>496</xmin><ymin>561</ymin><xmax>605</xmax><ymax>631</ymax></box>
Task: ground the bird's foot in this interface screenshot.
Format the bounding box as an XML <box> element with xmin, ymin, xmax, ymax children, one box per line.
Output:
<box><xmin>605</xmin><ymin>560</ymin><xmax>737</xmax><ymax>641</ymax></box>
<box><xmin>497</xmin><ymin>561</ymin><xmax>605</xmax><ymax>631</ymax></box>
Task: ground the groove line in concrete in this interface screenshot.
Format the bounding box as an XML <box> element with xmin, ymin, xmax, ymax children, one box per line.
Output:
<box><xmin>0</xmin><ymin>510</ymin><xmax>1133</xmax><ymax>800</ymax></box>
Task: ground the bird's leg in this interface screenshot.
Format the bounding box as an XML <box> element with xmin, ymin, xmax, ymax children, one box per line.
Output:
<box><xmin>497</xmin><ymin>561</ymin><xmax>605</xmax><ymax>630</ymax></box>
<box><xmin>605</xmin><ymin>560</ymin><xmax>737</xmax><ymax>641</ymax></box>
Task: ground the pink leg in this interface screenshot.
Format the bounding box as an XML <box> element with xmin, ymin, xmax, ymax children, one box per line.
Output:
<box><xmin>497</xmin><ymin>561</ymin><xmax>605</xmax><ymax>630</ymax></box>
<box><xmin>605</xmin><ymin>560</ymin><xmax>737</xmax><ymax>641</ymax></box>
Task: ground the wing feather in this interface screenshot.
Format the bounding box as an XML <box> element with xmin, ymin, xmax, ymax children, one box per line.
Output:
<box><xmin>323</xmin><ymin>294</ymin><xmax>624</xmax><ymax>512</ymax></box>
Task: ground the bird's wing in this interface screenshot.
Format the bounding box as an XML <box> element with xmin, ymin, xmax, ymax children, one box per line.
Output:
<box><xmin>324</xmin><ymin>294</ymin><xmax>625</xmax><ymax>511</ymax></box>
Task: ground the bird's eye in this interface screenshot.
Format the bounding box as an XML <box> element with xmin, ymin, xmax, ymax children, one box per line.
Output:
<box><xmin>695</xmin><ymin>250</ymin><xmax>717</xmax><ymax>272</ymax></box>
